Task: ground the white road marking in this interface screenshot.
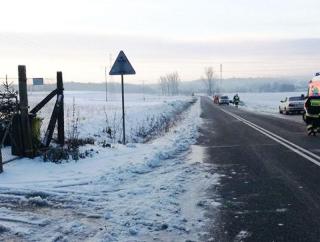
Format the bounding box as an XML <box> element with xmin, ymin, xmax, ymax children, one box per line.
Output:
<box><xmin>220</xmin><ymin>108</ymin><xmax>320</xmax><ymax>168</ymax></box>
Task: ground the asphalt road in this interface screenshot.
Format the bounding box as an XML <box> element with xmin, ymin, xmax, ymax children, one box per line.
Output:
<box><xmin>198</xmin><ymin>97</ymin><xmax>320</xmax><ymax>242</ymax></box>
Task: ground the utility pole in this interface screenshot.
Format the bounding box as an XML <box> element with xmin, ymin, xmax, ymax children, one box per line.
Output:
<box><xmin>109</xmin><ymin>53</ymin><xmax>113</xmax><ymax>98</ymax></box>
<box><xmin>142</xmin><ymin>80</ymin><xmax>145</xmax><ymax>101</ymax></box>
<box><xmin>220</xmin><ymin>64</ymin><xmax>223</xmax><ymax>92</ymax></box>
<box><xmin>109</xmin><ymin>54</ymin><xmax>113</xmax><ymax>71</ymax></box>
<box><xmin>105</xmin><ymin>66</ymin><xmax>108</xmax><ymax>102</ymax></box>
<box><xmin>105</xmin><ymin>54</ymin><xmax>114</xmax><ymax>102</ymax></box>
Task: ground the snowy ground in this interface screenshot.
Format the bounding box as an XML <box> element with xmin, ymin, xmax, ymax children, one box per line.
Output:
<box><xmin>0</xmin><ymin>93</ymin><xmax>220</xmax><ymax>241</ymax></box>
<box><xmin>28</xmin><ymin>92</ymin><xmax>195</xmax><ymax>143</ymax></box>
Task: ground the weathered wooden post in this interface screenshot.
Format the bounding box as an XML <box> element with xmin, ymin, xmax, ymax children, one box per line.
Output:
<box><xmin>0</xmin><ymin>148</ymin><xmax>3</xmax><ymax>173</ymax></box>
<box><xmin>57</xmin><ymin>72</ymin><xmax>64</xmax><ymax>146</ymax></box>
<box><xmin>18</xmin><ymin>65</ymin><xmax>34</xmax><ymax>158</ymax></box>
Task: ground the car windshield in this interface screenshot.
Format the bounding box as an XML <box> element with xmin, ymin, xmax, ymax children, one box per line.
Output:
<box><xmin>221</xmin><ymin>96</ymin><xmax>229</xmax><ymax>99</ymax></box>
<box><xmin>289</xmin><ymin>96</ymin><xmax>304</xmax><ymax>101</ymax></box>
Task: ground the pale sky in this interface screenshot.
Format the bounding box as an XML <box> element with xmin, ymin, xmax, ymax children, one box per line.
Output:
<box><xmin>1</xmin><ymin>0</ymin><xmax>320</xmax><ymax>83</ymax></box>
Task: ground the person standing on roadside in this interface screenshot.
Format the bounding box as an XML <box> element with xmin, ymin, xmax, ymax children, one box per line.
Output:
<box><xmin>233</xmin><ymin>94</ymin><xmax>240</xmax><ymax>108</ymax></box>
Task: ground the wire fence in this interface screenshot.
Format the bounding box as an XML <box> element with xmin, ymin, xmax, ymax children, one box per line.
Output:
<box><xmin>1</xmin><ymin>146</ymin><xmax>18</xmax><ymax>164</ymax></box>
<box><xmin>0</xmin><ymin>65</ymin><xmax>68</xmax><ymax>173</ymax></box>
<box><xmin>0</xmin><ymin>126</ymin><xmax>19</xmax><ymax>172</ymax></box>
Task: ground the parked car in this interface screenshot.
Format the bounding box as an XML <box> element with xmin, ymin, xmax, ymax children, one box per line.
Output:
<box><xmin>279</xmin><ymin>95</ymin><xmax>305</xmax><ymax>114</ymax></box>
<box><xmin>218</xmin><ymin>96</ymin><xmax>230</xmax><ymax>105</ymax></box>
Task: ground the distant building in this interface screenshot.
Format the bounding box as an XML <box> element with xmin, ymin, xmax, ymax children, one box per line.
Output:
<box><xmin>33</xmin><ymin>78</ymin><xmax>44</xmax><ymax>86</ymax></box>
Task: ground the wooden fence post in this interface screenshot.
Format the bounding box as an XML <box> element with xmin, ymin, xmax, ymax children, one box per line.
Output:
<box><xmin>57</xmin><ymin>72</ymin><xmax>64</xmax><ymax>146</ymax></box>
<box><xmin>18</xmin><ymin>65</ymin><xmax>34</xmax><ymax>158</ymax></box>
<box><xmin>0</xmin><ymin>148</ymin><xmax>3</xmax><ymax>173</ymax></box>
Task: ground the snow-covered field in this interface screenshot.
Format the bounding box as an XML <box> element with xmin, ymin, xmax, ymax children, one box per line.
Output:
<box><xmin>29</xmin><ymin>92</ymin><xmax>195</xmax><ymax>143</ymax></box>
<box><xmin>0</xmin><ymin>92</ymin><xmax>220</xmax><ymax>241</ymax></box>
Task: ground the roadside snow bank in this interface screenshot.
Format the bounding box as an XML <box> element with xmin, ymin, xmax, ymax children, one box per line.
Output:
<box><xmin>0</xmin><ymin>98</ymin><xmax>219</xmax><ymax>242</ymax></box>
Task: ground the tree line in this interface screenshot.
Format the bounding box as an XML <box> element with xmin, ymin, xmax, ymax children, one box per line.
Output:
<box><xmin>159</xmin><ymin>72</ymin><xmax>180</xmax><ymax>96</ymax></box>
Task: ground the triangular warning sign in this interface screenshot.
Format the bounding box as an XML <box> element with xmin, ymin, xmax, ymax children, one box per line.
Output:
<box><xmin>109</xmin><ymin>51</ymin><xmax>136</xmax><ymax>75</ymax></box>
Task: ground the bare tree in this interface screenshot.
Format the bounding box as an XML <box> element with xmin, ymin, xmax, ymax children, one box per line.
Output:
<box><xmin>167</xmin><ymin>72</ymin><xmax>180</xmax><ymax>96</ymax></box>
<box><xmin>159</xmin><ymin>76</ymin><xmax>169</xmax><ymax>96</ymax></box>
<box><xmin>203</xmin><ymin>67</ymin><xmax>215</xmax><ymax>96</ymax></box>
<box><xmin>159</xmin><ymin>72</ymin><xmax>180</xmax><ymax>96</ymax></box>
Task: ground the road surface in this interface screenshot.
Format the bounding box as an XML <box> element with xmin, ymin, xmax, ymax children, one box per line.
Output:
<box><xmin>199</xmin><ymin>97</ymin><xmax>320</xmax><ymax>242</ymax></box>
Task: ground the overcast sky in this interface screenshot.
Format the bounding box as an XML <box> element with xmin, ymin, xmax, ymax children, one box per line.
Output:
<box><xmin>1</xmin><ymin>0</ymin><xmax>320</xmax><ymax>83</ymax></box>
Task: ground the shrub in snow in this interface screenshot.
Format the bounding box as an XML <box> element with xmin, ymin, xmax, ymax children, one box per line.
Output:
<box><xmin>25</xmin><ymin>191</ymin><xmax>50</xmax><ymax>199</ymax></box>
<box><xmin>43</xmin><ymin>147</ymin><xmax>69</xmax><ymax>163</ymax></box>
<box><xmin>0</xmin><ymin>224</ymin><xmax>9</xmax><ymax>233</ymax></box>
<box><xmin>42</xmin><ymin>97</ymin><xmax>96</xmax><ymax>163</ymax></box>
<box><xmin>28</xmin><ymin>196</ymin><xmax>49</xmax><ymax>207</ymax></box>
<box><xmin>99</xmin><ymin>98</ymin><xmax>197</xmax><ymax>145</ymax></box>
<box><xmin>129</xmin><ymin>100</ymin><xmax>194</xmax><ymax>143</ymax></box>
<box><xmin>66</xmin><ymin>97</ymin><xmax>81</xmax><ymax>159</ymax></box>
<box><xmin>67</xmin><ymin>137</ymin><xmax>95</xmax><ymax>147</ymax></box>
<box><xmin>100</xmin><ymin>140</ymin><xmax>112</xmax><ymax>148</ymax></box>
<box><xmin>103</xmin><ymin>109</ymin><xmax>123</xmax><ymax>144</ymax></box>
<box><xmin>42</xmin><ymin>145</ymin><xmax>96</xmax><ymax>163</ymax></box>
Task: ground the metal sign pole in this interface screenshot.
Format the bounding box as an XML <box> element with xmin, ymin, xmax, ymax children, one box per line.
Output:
<box><xmin>109</xmin><ymin>50</ymin><xmax>136</xmax><ymax>145</ymax></box>
<box><xmin>121</xmin><ymin>74</ymin><xmax>125</xmax><ymax>144</ymax></box>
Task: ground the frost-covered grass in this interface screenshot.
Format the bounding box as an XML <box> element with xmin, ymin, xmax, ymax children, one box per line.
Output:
<box><xmin>0</xmin><ymin>93</ymin><xmax>220</xmax><ymax>241</ymax></box>
<box><xmin>28</xmin><ymin>91</ymin><xmax>194</xmax><ymax>144</ymax></box>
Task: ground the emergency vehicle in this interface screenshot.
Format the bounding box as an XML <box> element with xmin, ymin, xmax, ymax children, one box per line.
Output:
<box><xmin>303</xmin><ymin>73</ymin><xmax>320</xmax><ymax>135</ymax></box>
